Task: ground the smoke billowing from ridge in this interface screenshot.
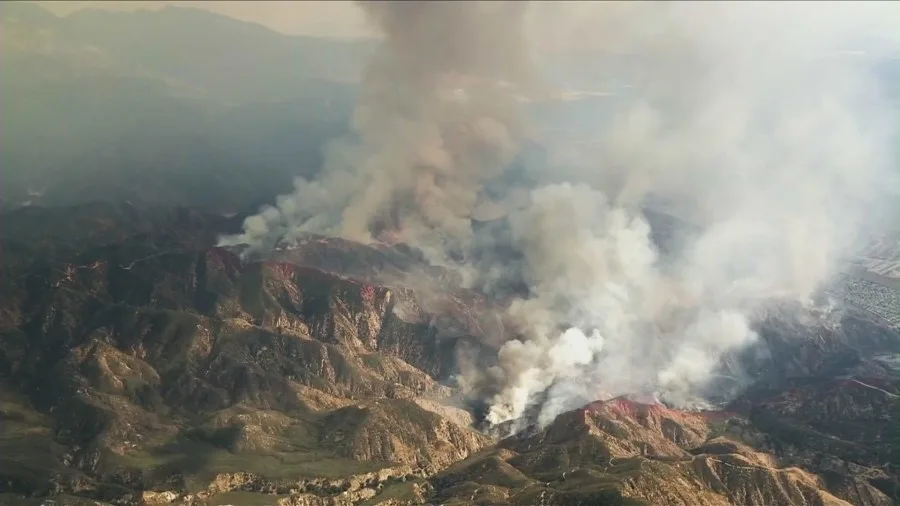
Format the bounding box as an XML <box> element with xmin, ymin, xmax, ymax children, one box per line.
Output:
<box><xmin>219</xmin><ymin>0</ymin><xmax>535</xmax><ymax>267</ymax></box>
<box><xmin>220</xmin><ymin>2</ymin><xmax>900</xmax><ymax>429</ymax></box>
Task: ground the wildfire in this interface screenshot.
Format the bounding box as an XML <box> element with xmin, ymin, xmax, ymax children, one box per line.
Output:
<box><xmin>376</xmin><ymin>228</ymin><xmax>405</xmax><ymax>246</ymax></box>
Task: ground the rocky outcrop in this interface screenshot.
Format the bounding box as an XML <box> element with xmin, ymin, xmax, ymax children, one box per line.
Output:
<box><xmin>0</xmin><ymin>222</ymin><xmax>492</xmax><ymax>504</ymax></box>
<box><xmin>321</xmin><ymin>399</ymin><xmax>491</xmax><ymax>469</ymax></box>
<box><xmin>429</xmin><ymin>394</ymin><xmax>895</xmax><ymax>506</ymax></box>
<box><xmin>2</xmin><ymin>203</ymin><xmax>899</xmax><ymax>506</ymax></box>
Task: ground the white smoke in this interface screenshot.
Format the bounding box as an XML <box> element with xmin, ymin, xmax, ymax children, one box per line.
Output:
<box><xmin>482</xmin><ymin>184</ymin><xmax>769</xmax><ymax>427</ymax></box>
<box><xmin>481</xmin><ymin>1</ymin><xmax>899</xmax><ymax>426</ymax></box>
<box><xmin>219</xmin><ymin>1</ymin><xmax>535</xmax><ymax>267</ymax></box>
<box><xmin>221</xmin><ymin>2</ymin><xmax>900</xmax><ymax>428</ymax></box>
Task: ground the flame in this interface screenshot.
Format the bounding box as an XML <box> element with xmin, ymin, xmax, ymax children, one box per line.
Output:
<box><xmin>377</xmin><ymin>229</ymin><xmax>406</xmax><ymax>246</ymax></box>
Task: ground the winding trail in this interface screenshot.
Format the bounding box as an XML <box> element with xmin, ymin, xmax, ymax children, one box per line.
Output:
<box><xmin>846</xmin><ymin>378</ymin><xmax>898</xmax><ymax>398</ymax></box>
<box><xmin>119</xmin><ymin>250</ymin><xmax>186</xmax><ymax>270</ymax></box>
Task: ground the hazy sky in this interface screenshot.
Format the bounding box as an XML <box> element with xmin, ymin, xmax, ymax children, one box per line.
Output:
<box><xmin>28</xmin><ymin>1</ymin><xmax>900</xmax><ymax>52</ymax></box>
<box><xmin>31</xmin><ymin>1</ymin><xmax>372</xmax><ymax>38</ymax></box>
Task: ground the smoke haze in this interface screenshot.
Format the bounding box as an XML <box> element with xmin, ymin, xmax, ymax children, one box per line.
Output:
<box><xmin>220</xmin><ymin>1</ymin><xmax>900</xmax><ymax>429</ymax></box>
<box><xmin>221</xmin><ymin>0</ymin><xmax>535</xmax><ymax>268</ymax></box>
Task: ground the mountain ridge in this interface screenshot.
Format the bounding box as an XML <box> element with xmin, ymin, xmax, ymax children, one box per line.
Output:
<box><xmin>2</xmin><ymin>4</ymin><xmax>899</xmax><ymax>504</ymax></box>
<box><xmin>1</xmin><ymin>2</ymin><xmax>363</xmax><ymax>211</ymax></box>
<box><xmin>0</xmin><ymin>202</ymin><xmax>897</xmax><ymax>506</ymax></box>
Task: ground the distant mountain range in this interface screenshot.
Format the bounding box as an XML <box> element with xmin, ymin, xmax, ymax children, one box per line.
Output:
<box><xmin>5</xmin><ymin>2</ymin><xmax>897</xmax><ymax>215</ymax></box>
<box><xmin>1</xmin><ymin>2</ymin><xmax>368</xmax><ymax>212</ymax></box>
<box><xmin>1</xmin><ymin>5</ymin><xmax>899</xmax><ymax>504</ymax></box>
<box><xmin>3</xmin><ymin>2</ymin><xmax>371</xmax><ymax>99</ymax></box>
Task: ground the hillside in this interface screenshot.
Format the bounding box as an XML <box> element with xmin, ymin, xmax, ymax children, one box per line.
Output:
<box><xmin>0</xmin><ymin>203</ymin><xmax>897</xmax><ymax>506</ymax></box>
<box><xmin>0</xmin><ymin>2</ymin><xmax>364</xmax><ymax>211</ymax></box>
<box><xmin>2</xmin><ymin>4</ymin><xmax>899</xmax><ymax>505</ymax></box>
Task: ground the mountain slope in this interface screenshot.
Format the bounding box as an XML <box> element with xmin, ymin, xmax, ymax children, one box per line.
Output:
<box><xmin>0</xmin><ymin>203</ymin><xmax>898</xmax><ymax>506</ymax></box>
<box><xmin>0</xmin><ymin>2</ymin><xmax>361</xmax><ymax>211</ymax></box>
<box><xmin>0</xmin><ymin>204</ymin><xmax>495</xmax><ymax>502</ymax></box>
<box><xmin>2</xmin><ymin>2</ymin><xmax>370</xmax><ymax>101</ymax></box>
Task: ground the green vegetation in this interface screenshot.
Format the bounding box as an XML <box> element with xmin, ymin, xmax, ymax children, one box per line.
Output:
<box><xmin>892</xmin><ymin>378</ymin><xmax>900</xmax><ymax>502</ymax></box>
<box><xmin>360</xmin><ymin>481</ymin><xmax>425</xmax><ymax>506</ymax></box>
<box><xmin>112</xmin><ymin>437</ymin><xmax>385</xmax><ymax>488</ymax></box>
<box><xmin>0</xmin><ymin>393</ymin><xmax>75</xmax><ymax>496</ymax></box>
<box><xmin>0</xmin><ymin>495</ymin><xmax>111</xmax><ymax>506</ymax></box>
<box><xmin>751</xmin><ymin>409</ymin><xmax>883</xmax><ymax>464</ymax></box>
<box><xmin>201</xmin><ymin>491</ymin><xmax>288</xmax><ymax>506</ymax></box>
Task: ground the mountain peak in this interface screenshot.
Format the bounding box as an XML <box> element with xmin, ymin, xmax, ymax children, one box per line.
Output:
<box><xmin>1</xmin><ymin>202</ymin><xmax>898</xmax><ymax>505</ymax></box>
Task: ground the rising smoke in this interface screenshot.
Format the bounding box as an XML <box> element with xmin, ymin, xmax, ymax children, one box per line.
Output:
<box><xmin>220</xmin><ymin>1</ymin><xmax>900</xmax><ymax>429</ymax></box>
<box><xmin>219</xmin><ymin>0</ymin><xmax>535</xmax><ymax>267</ymax></box>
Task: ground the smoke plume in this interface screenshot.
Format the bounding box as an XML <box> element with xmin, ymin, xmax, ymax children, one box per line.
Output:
<box><xmin>219</xmin><ymin>0</ymin><xmax>535</xmax><ymax>267</ymax></box>
<box><xmin>221</xmin><ymin>1</ymin><xmax>900</xmax><ymax>429</ymax></box>
<box><xmin>480</xmin><ymin>1</ymin><xmax>899</xmax><ymax>428</ymax></box>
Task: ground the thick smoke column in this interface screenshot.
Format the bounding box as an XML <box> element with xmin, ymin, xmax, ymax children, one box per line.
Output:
<box><xmin>223</xmin><ymin>2</ymin><xmax>899</xmax><ymax>430</ymax></box>
<box><xmin>220</xmin><ymin>1</ymin><xmax>534</xmax><ymax>265</ymax></box>
<box><xmin>479</xmin><ymin>1</ymin><xmax>900</xmax><ymax>428</ymax></box>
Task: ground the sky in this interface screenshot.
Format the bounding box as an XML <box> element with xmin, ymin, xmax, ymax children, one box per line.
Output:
<box><xmin>30</xmin><ymin>1</ymin><xmax>372</xmax><ymax>38</ymax></box>
<box><xmin>28</xmin><ymin>1</ymin><xmax>900</xmax><ymax>54</ymax></box>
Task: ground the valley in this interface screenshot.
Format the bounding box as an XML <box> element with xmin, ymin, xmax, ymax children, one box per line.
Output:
<box><xmin>2</xmin><ymin>2</ymin><xmax>899</xmax><ymax>505</ymax></box>
<box><xmin>0</xmin><ymin>203</ymin><xmax>897</xmax><ymax>506</ymax></box>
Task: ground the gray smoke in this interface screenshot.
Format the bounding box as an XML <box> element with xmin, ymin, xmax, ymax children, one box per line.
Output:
<box><xmin>481</xmin><ymin>1</ymin><xmax>899</xmax><ymax>427</ymax></box>
<box><xmin>221</xmin><ymin>2</ymin><xmax>900</xmax><ymax>429</ymax></box>
<box><xmin>219</xmin><ymin>1</ymin><xmax>535</xmax><ymax>268</ymax></box>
